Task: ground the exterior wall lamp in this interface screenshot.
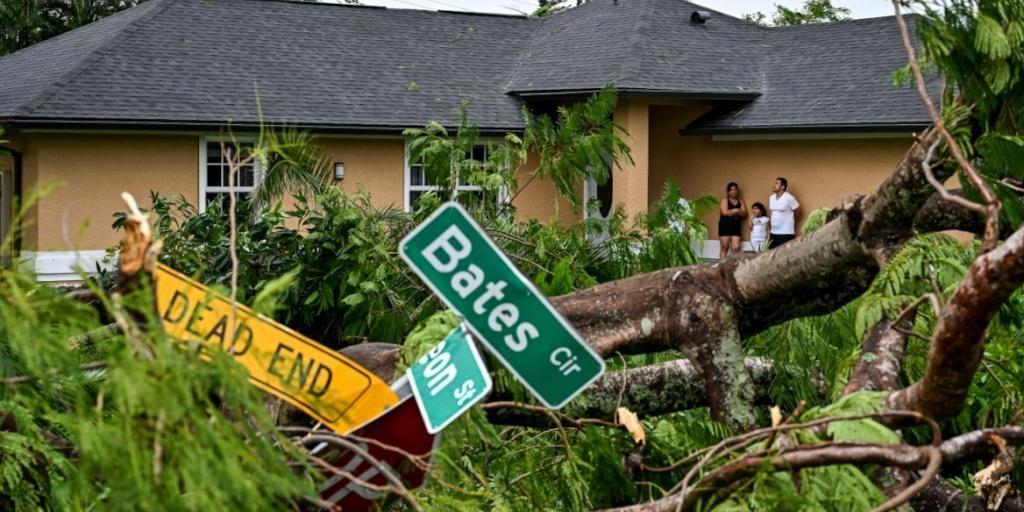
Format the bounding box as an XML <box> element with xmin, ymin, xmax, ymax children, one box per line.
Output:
<box><xmin>334</xmin><ymin>162</ymin><xmax>345</xmax><ymax>180</ymax></box>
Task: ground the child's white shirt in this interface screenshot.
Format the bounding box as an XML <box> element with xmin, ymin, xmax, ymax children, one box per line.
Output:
<box><xmin>751</xmin><ymin>216</ymin><xmax>769</xmax><ymax>241</ymax></box>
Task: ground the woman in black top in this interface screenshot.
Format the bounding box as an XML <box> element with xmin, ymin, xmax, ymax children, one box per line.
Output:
<box><xmin>718</xmin><ymin>182</ymin><xmax>746</xmax><ymax>259</ymax></box>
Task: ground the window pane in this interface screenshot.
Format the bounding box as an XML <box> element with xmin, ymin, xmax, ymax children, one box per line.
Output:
<box><xmin>409</xmin><ymin>190</ymin><xmax>424</xmax><ymax>207</ymax></box>
<box><xmin>207</xmin><ymin>164</ymin><xmax>222</xmax><ymax>187</ymax></box>
<box><xmin>424</xmin><ymin>169</ymin><xmax>440</xmax><ymax>186</ymax></box>
<box><xmin>471</xmin><ymin>145</ymin><xmax>486</xmax><ymax>162</ymax></box>
<box><xmin>410</xmin><ymin>164</ymin><xmax>424</xmax><ymax>187</ymax></box>
<box><xmin>239</xmin><ymin>165</ymin><xmax>255</xmax><ymax>187</ymax></box>
<box><xmin>205</xmin><ymin>193</ymin><xmax>225</xmax><ymax>210</ymax></box>
<box><xmin>597</xmin><ymin>170</ymin><xmax>613</xmax><ymax>218</ymax></box>
<box><xmin>207</xmin><ymin>143</ymin><xmax>222</xmax><ymax>163</ymax></box>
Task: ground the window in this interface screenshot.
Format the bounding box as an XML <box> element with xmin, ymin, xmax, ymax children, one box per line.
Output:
<box><xmin>405</xmin><ymin>143</ymin><xmax>495</xmax><ymax>211</ymax></box>
<box><xmin>199</xmin><ymin>138</ymin><xmax>263</xmax><ymax>211</ymax></box>
<box><xmin>584</xmin><ymin>161</ymin><xmax>614</xmax><ymax>220</ymax></box>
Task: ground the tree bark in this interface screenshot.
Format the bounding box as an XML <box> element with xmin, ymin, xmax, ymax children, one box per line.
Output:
<box><xmin>485</xmin><ymin>358</ymin><xmax>778</xmax><ymax>427</ymax></box>
<box><xmin>915</xmin><ymin>189</ymin><xmax>987</xmax><ymax>236</ymax></box>
<box><xmin>338</xmin><ymin>342</ymin><xmax>785</xmax><ymax>427</ymax></box>
<box><xmin>912</xmin><ymin>474</ymin><xmax>1024</xmax><ymax>512</ymax></box>
<box><xmin>843</xmin><ymin>317</ymin><xmax>912</xmax><ymax>395</ymax></box>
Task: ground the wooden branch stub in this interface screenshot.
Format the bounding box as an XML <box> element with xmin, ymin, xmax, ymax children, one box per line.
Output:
<box><xmin>117</xmin><ymin>192</ymin><xmax>161</xmax><ymax>288</ymax></box>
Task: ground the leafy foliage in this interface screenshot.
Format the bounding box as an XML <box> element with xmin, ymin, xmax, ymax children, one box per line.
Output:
<box><xmin>742</xmin><ymin>0</ymin><xmax>851</xmax><ymax>26</ymax></box>
<box><xmin>0</xmin><ymin>0</ymin><xmax>142</xmax><ymax>56</ymax></box>
<box><xmin>0</xmin><ymin>257</ymin><xmax>316</xmax><ymax>510</ymax></box>
<box><xmin>523</xmin><ymin>86</ymin><xmax>632</xmax><ymax>212</ymax></box>
<box><xmin>404</xmin><ymin>85</ymin><xmax>630</xmax><ymax>217</ymax></box>
<box><xmin>403</xmin><ymin>106</ymin><xmax>525</xmax><ymax>218</ymax></box>
<box><xmin>911</xmin><ymin>0</ymin><xmax>1024</xmax><ymax>229</ymax></box>
<box><xmin>249</xmin><ymin>127</ymin><xmax>334</xmax><ymax>218</ymax></box>
<box><xmin>115</xmin><ymin>189</ymin><xmax>437</xmax><ymax>346</ymax></box>
<box><xmin>531</xmin><ymin>0</ymin><xmax>587</xmax><ymax>17</ymax></box>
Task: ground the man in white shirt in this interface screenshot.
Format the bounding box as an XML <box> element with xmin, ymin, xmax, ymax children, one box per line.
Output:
<box><xmin>768</xmin><ymin>177</ymin><xmax>800</xmax><ymax>249</ymax></box>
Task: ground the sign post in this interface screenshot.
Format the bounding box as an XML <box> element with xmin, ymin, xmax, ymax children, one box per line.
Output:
<box><xmin>154</xmin><ymin>264</ymin><xmax>399</xmax><ymax>433</ymax></box>
<box><xmin>400</xmin><ymin>202</ymin><xmax>604</xmax><ymax>409</ymax></box>
<box><xmin>407</xmin><ymin>327</ymin><xmax>492</xmax><ymax>433</ymax></box>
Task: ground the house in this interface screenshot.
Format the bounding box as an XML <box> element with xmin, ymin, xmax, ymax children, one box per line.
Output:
<box><xmin>0</xmin><ymin>0</ymin><xmax>937</xmax><ymax>280</ymax></box>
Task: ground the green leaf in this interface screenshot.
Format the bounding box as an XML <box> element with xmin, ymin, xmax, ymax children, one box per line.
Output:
<box><xmin>975</xmin><ymin>14</ymin><xmax>1011</xmax><ymax>58</ymax></box>
<box><xmin>827</xmin><ymin>418</ymin><xmax>902</xmax><ymax>444</ymax></box>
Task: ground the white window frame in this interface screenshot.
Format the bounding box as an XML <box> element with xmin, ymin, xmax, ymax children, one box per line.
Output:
<box><xmin>198</xmin><ymin>136</ymin><xmax>265</xmax><ymax>213</ymax></box>
<box><xmin>403</xmin><ymin>139</ymin><xmax>506</xmax><ymax>212</ymax></box>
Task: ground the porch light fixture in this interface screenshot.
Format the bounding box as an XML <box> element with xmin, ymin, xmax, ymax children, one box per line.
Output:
<box><xmin>334</xmin><ymin>162</ymin><xmax>345</xmax><ymax>180</ymax></box>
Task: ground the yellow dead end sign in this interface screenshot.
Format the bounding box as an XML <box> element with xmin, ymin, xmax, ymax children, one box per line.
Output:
<box><xmin>154</xmin><ymin>264</ymin><xmax>399</xmax><ymax>433</ymax></box>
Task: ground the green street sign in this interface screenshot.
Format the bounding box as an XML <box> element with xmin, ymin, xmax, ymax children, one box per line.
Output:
<box><xmin>400</xmin><ymin>202</ymin><xmax>605</xmax><ymax>409</ymax></box>
<box><xmin>407</xmin><ymin>326</ymin><xmax>492</xmax><ymax>434</ymax></box>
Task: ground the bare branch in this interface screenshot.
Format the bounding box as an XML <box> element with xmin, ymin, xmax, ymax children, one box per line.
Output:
<box><xmin>891</xmin><ymin>0</ymin><xmax>1001</xmax><ymax>251</ymax></box>
<box><xmin>0</xmin><ymin>361</ymin><xmax>108</xmax><ymax>387</ymax></box>
<box><xmin>921</xmin><ymin>140</ymin><xmax>987</xmax><ymax>214</ymax></box>
<box><xmin>941</xmin><ymin>427</ymin><xmax>1024</xmax><ymax>465</ymax></box>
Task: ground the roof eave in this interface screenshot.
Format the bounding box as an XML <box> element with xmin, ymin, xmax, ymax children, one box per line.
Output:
<box><xmin>2</xmin><ymin>117</ymin><xmax>526</xmax><ymax>135</ymax></box>
<box><xmin>681</xmin><ymin>122</ymin><xmax>931</xmax><ymax>136</ymax></box>
<box><xmin>511</xmin><ymin>88</ymin><xmax>761</xmax><ymax>102</ymax></box>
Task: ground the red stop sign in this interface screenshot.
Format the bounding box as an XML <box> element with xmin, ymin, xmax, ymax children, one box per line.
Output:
<box><xmin>317</xmin><ymin>394</ymin><xmax>439</xmax><ymax>509</ymax></box>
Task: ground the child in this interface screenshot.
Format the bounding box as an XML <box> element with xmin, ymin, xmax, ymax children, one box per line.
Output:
<box><xmin>750</xmin><ymin>202</ymin><xmax>770</xmax><ymax>252</ymax></box>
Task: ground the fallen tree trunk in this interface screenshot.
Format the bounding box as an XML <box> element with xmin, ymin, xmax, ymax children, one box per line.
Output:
<box><xmin>484</xmin><ymin>358</ymin><xmax>780</xmax><ymax>427</ymax></box>
<box><xmin>337</xmin><ymin>343</ymin><xmax>786</xmax><ymax>426</ymax></box>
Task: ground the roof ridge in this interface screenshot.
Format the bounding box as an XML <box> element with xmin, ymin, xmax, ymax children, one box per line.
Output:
<box><xmin>616</xmin><ymin>0</ymin><xmax>655</xmax><ymax>88</ymax></box>
<box><xmin>246</xmin><ymin>0</ymin><xmax>532</xmax><ymax>19</ymax></box>
<box><xmin>768</xmin><ymin>13</ymin><xmax>913</xmax><ymax>29</ymax></box>
<box><xmin>14</xmin><ymin>0</ymin><xmax>177</xmax><ymax>118</ymax></box>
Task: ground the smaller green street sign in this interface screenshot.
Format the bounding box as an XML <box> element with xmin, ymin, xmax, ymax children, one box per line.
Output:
<box><xmin>400</xmin><ymin>202</ymin><xmax>605</xmax><ymax>409</ymax></box>
<box><xmin>407</xmin><ymin>326</ymin><xmax>492</xmax><ymax>434</ymax></box>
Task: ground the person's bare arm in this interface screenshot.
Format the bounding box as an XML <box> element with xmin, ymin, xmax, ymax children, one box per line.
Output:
<box><xmin>738</xmin><ymin>200</ymin><xmax>748</xmax><ymax>217</ymax></box>
<box><xmin>721</xmin><ymin>198</ymin><xmax>740</xmax><ymax>217</ymax></box>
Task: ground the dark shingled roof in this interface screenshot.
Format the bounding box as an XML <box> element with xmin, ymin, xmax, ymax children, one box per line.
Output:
<box><xmin>684</xmin><ymin>15</ymin><xmax>939</xmax><ymax>133</ymax></box>
<box><xmin>0</xmin><ymin>0</ymin><xmax>933</xmax><ymax>133</ymax></box>
<box><xmin>0</xmin><ymin>0</ymin><xmax>534</xmax><ymax>131</ymax></box>
<box><xmin>506</xmin><ymin>0</ymin><xmax>765</xmax><ymax>97</ymax></box>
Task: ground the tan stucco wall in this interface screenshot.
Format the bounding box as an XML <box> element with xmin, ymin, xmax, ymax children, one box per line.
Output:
<box><xmin>22</xmin><ymin>133</ymin><xmax>199</xmax><ymax>251</ymax></box>
<box><xmin>512</xmin><ymin>152</ymin><xmax>579</xmax><ymax>225</ymax></box>
<box><xmin>613</xmin><ymin>99</ymin><xmax>651</xmax><ymax>221</ymax></box>
<box><xmin>17</xmin><ymin>132</ymin><xmax>578</xmax><ymax>252</ymax></box>
<box><xmin>649</xmin><ymin>105</ymin><xmax>915</xmax><ymax>239</ymax></box>
<box><xmin>319</xmin><ymin>137</ymin><xmax>406</xmax><ymax>209</ymax></box>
